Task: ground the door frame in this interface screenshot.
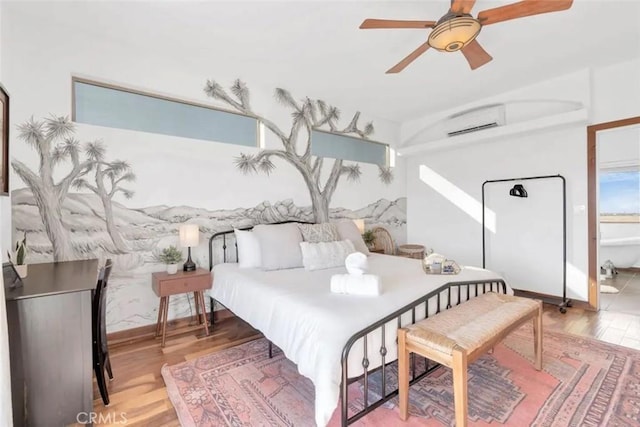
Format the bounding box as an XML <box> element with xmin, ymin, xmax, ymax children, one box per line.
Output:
<box><xmin>587</xmin><ymin>116</ymin><xmax>640</xmax><ymax>309</ymax></box>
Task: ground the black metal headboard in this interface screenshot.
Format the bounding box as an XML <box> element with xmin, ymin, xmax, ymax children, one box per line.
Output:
<box><xmin>208</xmin><ymin>220</ymin><xmax>314</xmax><ymax>270</ymax></box>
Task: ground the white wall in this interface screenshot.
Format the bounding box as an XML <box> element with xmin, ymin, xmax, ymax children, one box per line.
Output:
<box><xmin>401</xmin><ymin>69</ymin><xmax>591</xmax><ymax>146</ymax></box>
<box><xmin>592</xmin><ymin>59</ymin><xmax>640</xmax><ymax>124</ymax></box>
<box><xmin>404</xmin><ymin>60</ymin><xmax>640</xmax><ymax>303</ymax></box>
<box><xmin>0</xmin><ymin>1</ymin><xmax>14</xmax><ymax>424</ymax></box>
<box><xmin>407</xmin><ymin>126</ymin><xmax>587</xmax><ymax>300</ymax></box>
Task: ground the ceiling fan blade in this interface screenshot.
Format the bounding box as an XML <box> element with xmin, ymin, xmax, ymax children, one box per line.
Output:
<box><xmin>386</xmin><ymin>42</ymin><xmax>431</xmax><ymax>74</ymax></box>
<box><xmin>450</xmin><ymin>0</ymin><xmax>477</xmax><ymax>14</ymax></box>
<box><xmin>478</xmin><ymin>0</ymin><xmax>573</xmax><ymax>26</ymax></box>
<box><xmin>461</xmin><ymin>39</ymin><xmax>493</xmax><ymax>70</ymax></box>
<box><xmin>360</xmin><ymin>19</ymin><xmax>436</xmax><ymax>29</ymax></box>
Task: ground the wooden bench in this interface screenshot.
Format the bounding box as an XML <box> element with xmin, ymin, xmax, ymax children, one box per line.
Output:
<box><xmin>398</xmin><ymin>292</ymin><xmax>543</xmax><ymax>427</ymax></box>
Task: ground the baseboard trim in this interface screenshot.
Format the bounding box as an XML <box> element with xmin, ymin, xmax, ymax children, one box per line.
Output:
<box><xmin>619</xmin><ymin>267</ymin><xmax>640</xmax><ymax>273</ymax></box>
<box><xmin>107</xmin><ymin>308</ymin><xmax>234</xmax><ymax>346</ymax></box>
<box><xmin>513</xmin><ymin>289</ymin><xmax>590</xmax><ymax>310</ymax></box>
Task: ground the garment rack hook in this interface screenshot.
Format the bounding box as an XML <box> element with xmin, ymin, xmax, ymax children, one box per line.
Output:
<box><xmin>509</xmin><ymin>184</ymin><xmax>528</xmax><ymax>198</ymax></box>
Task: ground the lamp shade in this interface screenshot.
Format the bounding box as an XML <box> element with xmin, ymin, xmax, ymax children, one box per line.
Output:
<box><xmin>179</xmin><ymin>224</ymin><xmax>200</xmax><ymax>247</ymax></box>
<box><xmin>428</xmin><ymin>16</ymin><xmax>481</xmax><ymax>52</ymax></box>
<box><xmin>353</xmin><ymin>219</ymin><xmax>365</xmax><ymax>234</ymax></box>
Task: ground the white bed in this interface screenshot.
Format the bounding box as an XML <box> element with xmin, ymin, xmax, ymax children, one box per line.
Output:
<box><xmin>211</xmin><ymin>253</ymin><xmax>511</xmax><ymax>426</ymax></box>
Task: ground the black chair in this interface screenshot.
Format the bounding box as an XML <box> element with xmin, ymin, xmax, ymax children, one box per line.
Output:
<box><xmin>93</xmin><ymin>259</ymin><xmax>113</xmax><ymax>405</ymax></box>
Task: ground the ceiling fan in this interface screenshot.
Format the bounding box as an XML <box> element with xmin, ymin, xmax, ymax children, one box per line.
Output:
<box><xmin>360</xmin><ymin>0</ymin><xmax>574</xmax><ymax>73</ymax></box>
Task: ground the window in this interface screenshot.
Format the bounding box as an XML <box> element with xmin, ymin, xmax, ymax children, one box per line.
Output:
<box><xmin>310</xmin><ymin>129</ymin><xmax>388</xmax><ymax>166</ymax></box>
<box><xmin>72</xmin><ymin>78</ymin><xmax>258</xmax><ymax>147</ymax></box>
<box><xmin>600</xmin><ymin>169</ymin><xmax>640</xmax><ymax>221</ymax></box>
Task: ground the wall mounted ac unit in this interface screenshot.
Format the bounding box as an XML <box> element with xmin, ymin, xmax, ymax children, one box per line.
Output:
<box><xmin>445</xmin><ymin>104</ymin><xmax>506</xmax><ymax>137</ymax></box>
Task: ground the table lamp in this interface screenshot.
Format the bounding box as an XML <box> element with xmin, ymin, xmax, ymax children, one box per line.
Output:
<box><xmin>179</xmin><ymin>224</ymin><xmax>199</xmax><ymax>272</ymax></box>
<box><xmin>353</xmin><ymin>219</ymin><xmax>365</xmax><ymax>234</ymax></box>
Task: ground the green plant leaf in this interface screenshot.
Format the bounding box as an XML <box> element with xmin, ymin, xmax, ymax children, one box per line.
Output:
<box><xmin>154</xmin><ymin>245</ymin><xmax>184</xmax><ymax>264</ymax></box>
<box><xmin>362</xmin><ymin>230</ymin><xmax>376</xmax><ymax>245</ymax></box>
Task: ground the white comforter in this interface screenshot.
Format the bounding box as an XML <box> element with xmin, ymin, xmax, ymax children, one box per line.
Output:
<box><xmin>211</xmin><ymin>254</ymin><xmax>509</xmax><ymax>426</ymax></box>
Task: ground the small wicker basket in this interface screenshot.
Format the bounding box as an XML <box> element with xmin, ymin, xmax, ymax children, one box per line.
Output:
<box><xmin>397</xmin><ymin>244</ymin><xmax>425</xmax><ymax>259</ymax></box>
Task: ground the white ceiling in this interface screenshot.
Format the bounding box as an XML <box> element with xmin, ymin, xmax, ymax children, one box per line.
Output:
<box><xmin>6</xmin><ymin>0</ymin><xmax>640</xmax><ymax>122</ymax></box>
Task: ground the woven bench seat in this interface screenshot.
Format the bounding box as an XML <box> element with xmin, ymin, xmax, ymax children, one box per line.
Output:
<box><xmin>398</xmin><ymin>292</ymin><xmax>543</xmax><ymax>427</ymax></box>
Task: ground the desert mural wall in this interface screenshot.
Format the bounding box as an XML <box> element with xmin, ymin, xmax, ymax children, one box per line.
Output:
<box><xmin>4</xmin><ymin>5</ymin><xmax>407</xmax><ymax>332</ymax></box>
<box><xmin>10</xmin><ymin>82</ymin><xmax>407</xmax><ymax>333</ymax></box>
<box><xmin>10</xmin><ymin>90</ymin><xmax>407</xmax><ymax>333</ymax></box>
<box><xmin>11</xmin><ymin>88</ymin><xmax>406</xmax><ymax>332</ymax></box>
<box><xmin>13</xmin><ymin>188</ymin><xmax>406</xmax><ymax>333</ymax></box>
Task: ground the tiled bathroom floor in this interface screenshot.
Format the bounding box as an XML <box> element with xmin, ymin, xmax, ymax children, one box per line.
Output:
<box><xmin>600</xmin><ymin>270</ymin><xmax>640</xmax><ymax>315</ymax></box>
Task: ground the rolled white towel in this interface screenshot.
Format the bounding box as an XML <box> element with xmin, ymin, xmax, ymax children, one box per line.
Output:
<box><xmin>330</xmin><ymin>274</ymin><xmax>381</xmax><ymax>296</ymax></box>
<box><xmin>345</xmin><ymin>252</ymin><xmax>368</xmax><ymax>276</ymax></box>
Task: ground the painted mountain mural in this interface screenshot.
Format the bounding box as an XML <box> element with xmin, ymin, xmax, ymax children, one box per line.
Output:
<box><xmin>13</xmin><ymin>188</ymin><xmax>406</xmax><ymax>331</ymax></box>
<box><xmin>11</xmin><ymin>81</ymin><xmax>405</xmax><ymax>333</ymax></box>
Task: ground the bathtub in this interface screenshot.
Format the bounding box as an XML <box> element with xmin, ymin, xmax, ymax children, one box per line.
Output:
<box><xmin>600</xmin><ymin>236</ymin><xmax>640</xmax><ymax>268</ymax></box>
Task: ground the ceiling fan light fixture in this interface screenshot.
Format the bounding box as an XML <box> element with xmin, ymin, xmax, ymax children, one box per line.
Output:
<box><xmin>428</xmin><ymin>16</ymin><xmax>481</xmax><ymax>52</ymax></box>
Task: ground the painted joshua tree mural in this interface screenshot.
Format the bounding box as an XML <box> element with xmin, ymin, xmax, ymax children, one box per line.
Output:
<box><xmin>12</xmin><ymin>116</ymin><xmax>93</xmax><ymax>261</ymax></box>
<box><xmin>11</xmin><ymin>93</ymin><xmax>405</xmax><ymax>332</ymax></box>
<box><xmin>72</xmin><ymin>141</ymin><xmax>136</xmax><ymax>253</ymax></box>
<box><xmin>12</xmin><ymin>116</ymin><xmax>133</xmax><ymax>261</ymax></box>
<box><xmin>204</xmin><ymin>79</ymin><xmax>393</xmax><ymax>223</ymax></box>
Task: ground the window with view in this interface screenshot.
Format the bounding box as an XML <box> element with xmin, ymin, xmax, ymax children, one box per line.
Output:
<box><xmin>310</xmin><ymin>129</ymin><xmax>388</xmax><ymax>166</ymax></box>
<box><xmin>600</xmin><ymin>170</ymin><xmax>640</xmax><ymax>221</ymax></box>
<box><xmin>72</xmin><ymin>78</ymin><xmax>259</xmax><ymax>147</ymax></box>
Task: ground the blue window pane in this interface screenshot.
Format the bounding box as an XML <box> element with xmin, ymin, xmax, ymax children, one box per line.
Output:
<box><xmin>311</xmin><ymin>130</ymin><xmax>387</xmax><ymax>166</ymax></box>
<box><xmin>73</xmin><ymin>80</ymin><xmax>257</xmax><ymax>147</ymax></box>
<box><xmin>600</xmin><ymin>170</ymin><xmax>640</xmax><ymax>214</ymax></box>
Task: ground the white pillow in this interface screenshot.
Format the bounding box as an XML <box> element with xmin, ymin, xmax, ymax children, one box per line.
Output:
<box><xmin>253</xmin><ymin>223</ymin><xmax>303</xmax><ymax>270</ymax></box>
<box><xmin>234</xmin><ymin>229</ymin><xmax>262</xmax><ymax>269</ymax></box>
<box><xmin>334</xmin><ymin>220</ymin><xmax>370</xmax><ymax>255</ymax></box>
<box><xmin>300</xmin><ymin>239</ymin><xmax>356</xmax><ymax>271</ymax></box>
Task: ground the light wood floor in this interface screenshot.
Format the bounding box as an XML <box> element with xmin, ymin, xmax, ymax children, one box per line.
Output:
<box><xmin>90</xmin><ymin>305</ymin><xmax>640</xmax><ymax>426</ymax></box>
<box><xmin>600</xmin><ymin>270</ymin><xmax>640</xmax><ymax>316</ymax></box>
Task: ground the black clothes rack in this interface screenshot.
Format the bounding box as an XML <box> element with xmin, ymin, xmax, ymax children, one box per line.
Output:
<box><xmin>482</xmin><ymin>174</ymin><xmax>571</xmax><ymax>313</ymax></box>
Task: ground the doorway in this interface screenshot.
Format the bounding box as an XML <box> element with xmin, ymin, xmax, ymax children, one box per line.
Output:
<box><xmin>597</xmin><ymin>125</ymin><xmax>640</xmax><ymax>313</ymax></box>
<box><xmin>587</xmin><ymin>117</ymin><xmax>640</xmax><ymax>309</ymax></box>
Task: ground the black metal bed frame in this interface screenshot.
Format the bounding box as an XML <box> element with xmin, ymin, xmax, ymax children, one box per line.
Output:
<box><xmin>208</xmin><ymin>222</ymin><xmax>507</xmax><ymax>426</ymax></box>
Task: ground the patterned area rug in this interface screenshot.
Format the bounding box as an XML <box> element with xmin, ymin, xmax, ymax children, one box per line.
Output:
<box><xmin>162</xmin><ymin>326</ymin><xmax>640</xmax><ymax>426</ymax></box>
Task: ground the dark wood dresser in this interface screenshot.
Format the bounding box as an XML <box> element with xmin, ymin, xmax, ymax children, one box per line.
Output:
<box><xmin>4</xmin><ymin>259</ymin><xmax>98</xmax><ymax>426</ymax></box>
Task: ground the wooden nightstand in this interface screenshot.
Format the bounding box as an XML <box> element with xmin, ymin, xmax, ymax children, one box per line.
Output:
<box><xmin>152</xmin><ymin>268</ymin><xmax>211</xmax><ymax>347</ymax></box>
